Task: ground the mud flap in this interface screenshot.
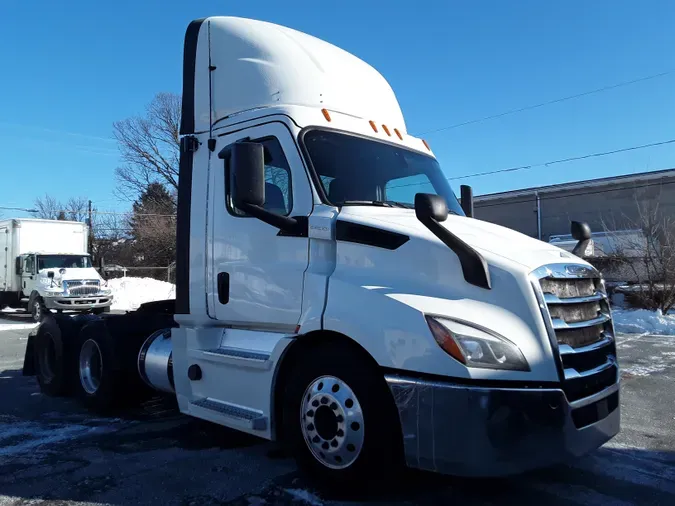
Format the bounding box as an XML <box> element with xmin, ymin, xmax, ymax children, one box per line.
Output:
<box><xmin>22</xmin><ymin>327</ymin><xmax>39</xmax><ymax>376</ymax></box>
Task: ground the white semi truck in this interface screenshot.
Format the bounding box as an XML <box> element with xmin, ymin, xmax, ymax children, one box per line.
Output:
<box><xmin>1</xmin><ymin>218</ymin><xmax>112</xmax><ymax>322</ymax></box>
<box><xmin>23</xmin><ymin>16</ymin><xmax>619</xmax><ymax>488</ymax></box>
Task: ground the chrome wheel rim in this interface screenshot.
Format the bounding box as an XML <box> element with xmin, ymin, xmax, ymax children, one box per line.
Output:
<box><xmin>32</xmin><ymin>301</ymin><xmax>41</xmax><ymax>322</ymax></box>
<box><xmin>300</xmin><ymin>375</ymin><xmax>365</xmax><ymax>470</ymax></box>
<box><xmin>79</xmin><ymin>339</ymin><xmax>103</xmax><ymax>394</ymax></box>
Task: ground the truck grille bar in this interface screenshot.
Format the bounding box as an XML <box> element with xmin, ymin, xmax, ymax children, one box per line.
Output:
<box><xmin>63</xmin><ymin>280</ymin><xmax>101</xmax><ymax>296</ymax></box>
<box><xmin>530</xmin><ymin>263</ymin><xmax>619</xmax><ymax>424</ymax></box>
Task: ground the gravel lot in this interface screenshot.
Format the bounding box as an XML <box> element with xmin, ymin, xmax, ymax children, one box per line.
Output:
<box><xmin>1</xmin><ymin>313</ymin><xmax>675</xmax><ymax>506</ymax></box>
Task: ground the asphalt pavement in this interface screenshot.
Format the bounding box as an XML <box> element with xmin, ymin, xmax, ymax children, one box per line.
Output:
<box><xmin>1</xmin><ymin>312</ymin><xmax>674</xmax><ymax>506</ymax></box>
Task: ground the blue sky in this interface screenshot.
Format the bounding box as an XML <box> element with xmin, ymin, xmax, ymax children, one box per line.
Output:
<box><xmin>1</xmin><ymin>0</ymin><xmax>674</xmax><ymax>218</ymax></box>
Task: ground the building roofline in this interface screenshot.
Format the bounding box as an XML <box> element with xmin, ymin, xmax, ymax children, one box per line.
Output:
<box><xmin>475</xmin><ymin>167</ymin><xmax>675</xmax><ymax>202</ymax></box>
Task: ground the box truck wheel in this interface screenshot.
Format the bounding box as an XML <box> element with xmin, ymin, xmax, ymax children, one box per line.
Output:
<box><xmin>281</xmin><ymin>342</ymin><xmax>403</xmax><ymax>490</ymax></box>
<box><xmin>29</xmin><ymin>296</ymin><xmax>48</xmax><ymax>323</ymax></box>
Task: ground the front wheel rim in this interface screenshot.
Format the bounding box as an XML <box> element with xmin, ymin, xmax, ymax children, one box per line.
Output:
<box><xmin>79</xmin><ymin>339</ymin><xmax>103</xmax><ymax>394</ymax></box>
<box><xmin>33</xmin><ymin>301</ymin><xmax>41</xmax><ymax>321</ymax></box>
<box><xmin>300</xmin><ymin>375</ymin><xmax>365</xmax><ymax>470</ymax></box>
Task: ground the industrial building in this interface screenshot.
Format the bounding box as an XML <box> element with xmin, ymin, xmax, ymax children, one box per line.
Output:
<box><xmin>474</xmin><ymin>168</ymin><xmax>675</xmax><ymax>241</ymax></box>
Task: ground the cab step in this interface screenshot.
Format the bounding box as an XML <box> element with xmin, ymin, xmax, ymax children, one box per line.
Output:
<box><xmin>193</xmin><ymin>347</ymin><xmax>272</xmax><ymax>370</ymax></box>
<box><xmin>190</xmin><ymin>398</ymin><xmax>267</xmax><ymax>431</ymax></box>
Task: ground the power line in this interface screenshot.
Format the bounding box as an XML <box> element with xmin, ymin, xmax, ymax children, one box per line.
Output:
<box><xmin>386</xmin><ymin>137</ymin><xmax>675</xmax><ymax>190</ymax></box>
<box><xmin>0</xmin><ymin>206</ymin><xmax>176</xmax><ymax>217</ymax></box>
<box><xmin>418</xmin><ymin>69</ymin><xmax>675</xmax><ymax>136</ymax></box>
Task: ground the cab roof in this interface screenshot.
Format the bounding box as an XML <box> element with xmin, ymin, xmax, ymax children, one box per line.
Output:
<box><xmin>180</xmin><ymin>16</ymin><xmax>406</xmax><ymax>136</ymax></box>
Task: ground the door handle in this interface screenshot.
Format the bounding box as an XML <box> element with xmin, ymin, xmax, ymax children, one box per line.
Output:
<box><xmin>217</xmin><ymin>272</ymin><xmax>229</xmax><ymax>304</ymax></box>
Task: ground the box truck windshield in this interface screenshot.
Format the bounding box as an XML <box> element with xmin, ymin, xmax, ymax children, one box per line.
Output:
<box><xmin>302</xmin><ymin>130</ymin><xmax>465</xmax><ymax>214</ymax></box>
<box><xmin>37</xmin><ymin>255</ymin><xmax>92</xmax><ymax>270</ymax></box>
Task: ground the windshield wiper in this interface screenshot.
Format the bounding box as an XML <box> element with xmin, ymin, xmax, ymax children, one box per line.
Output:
<box><xmin>340</xmin><ymin>200</ymin><xmax>413</xmax><ymax>209</ymax></box>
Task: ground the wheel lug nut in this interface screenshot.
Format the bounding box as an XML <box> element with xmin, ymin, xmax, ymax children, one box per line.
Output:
<box><xmin>322</xmin><ymin>442</ymin><xmax>329</xmax><ymax>450</ymax></box>
<box><xmin>320</xmin><ymin>397</ymin><xmax>328</xmax><ymax>405</ymax></box>
<box><xmin>337</xmin><ymin>429</ymin><xmax>344</xmax><ymax>437</ymax></box>
<box><xmin>307</xmin><ymin>423</ymin><xmax>315</xmax><ymax>431</ymax></box>
<box><xmin>331</xmin><ymin>439</ymin><xmax>338</xmax><ymax>448</ymax></box>
<box><xmin>312</xmin><ymin>436</ymin><xmax>320</xmax><ymax>443</ymax></box>
<box><xmin>330</xmin><ymin>402</ymin><xmax>338</xmax><ymax>410</ymax></box>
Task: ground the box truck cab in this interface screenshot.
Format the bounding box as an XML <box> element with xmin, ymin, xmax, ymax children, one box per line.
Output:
<box><xmin>0</xmin><ymin>219</ymin><xmax>112</xmax><ymax>322</ymax></box>
<box><xmin>24</xmin><ymin>17</ymin><xmax>619</xmax><ymax>488</ymax></box>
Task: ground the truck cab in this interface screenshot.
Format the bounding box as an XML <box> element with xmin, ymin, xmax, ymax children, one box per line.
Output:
<box><xmin>24</xmin><ymin>16</ymin><xmax>620</xmax><ymax>489</ymax></box>
<box><xmin>169</xmin><ymin>16</ymin><xmax>620</xmax><ymax>482</ymax></box>
<box><xmin>18</xmin><ymin>251</ymin><xmax>112</xmax><ymax>321</ymax></box>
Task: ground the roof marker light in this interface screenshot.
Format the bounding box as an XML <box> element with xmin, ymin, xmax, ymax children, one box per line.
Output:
<box><xmin>369</xmin><ymin>120</ymin><xmax>378</xmax><ymax>133</ymax></box>
<box><xmin>321</xmin><ymin>109</ymin><xmax>332</xmax><ymax>122</ymax></box>
<box><xmin>382</xmin><ymin>124</ymin><xmax>391</xmax><ymax>136</ymax></box>
<box><xmin>394</xmin><ymin>128</ymin><xmax>403</xmax><ymax>140</ymax></box>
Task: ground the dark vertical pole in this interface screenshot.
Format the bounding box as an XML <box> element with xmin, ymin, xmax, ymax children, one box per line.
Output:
<box><xmin>88</xmin><ymin>200</ymin><xmax>94</xmax><ymax>256</ymax></box>
<box><xmin>460</xmin><ymin>185</ymin><xmax>474</xmax><ymax>218</ymax></box>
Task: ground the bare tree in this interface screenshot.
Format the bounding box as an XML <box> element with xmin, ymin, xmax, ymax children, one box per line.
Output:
<box><xmin>601</xmin><ymin>197</ymin><xmax>675</xmax><ymax>313</ymax></box>
<box><xmin>113</xmin><ymin>92</ymin><xmax>181</xmax><ymax>202</ymax></box>
<box><xmin>32</xmin><ymin>194</ymin><xmax>61</xmax><ymax>220</ymax></box>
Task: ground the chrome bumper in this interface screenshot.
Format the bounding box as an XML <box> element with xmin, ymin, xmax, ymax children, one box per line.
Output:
<box><xmin>386</xmin><ymin>374</ymin><xmax>620</xmax><ymax>477</ymax></box>
<box><xmin>43</xmin><ymin>295</ymin><xmax>113</xmax><ymax>310</ymax></box>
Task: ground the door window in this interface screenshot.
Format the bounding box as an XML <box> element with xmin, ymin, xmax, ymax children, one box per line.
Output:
<box><xmin>228</xmin><ymin>137</ymin><xmax>293</xmax><ymax>217</ymax></box>
<box><xmin>24</xmin><ymin>256</ymin><xmax>34</xmax><ymax>275</ymax></box>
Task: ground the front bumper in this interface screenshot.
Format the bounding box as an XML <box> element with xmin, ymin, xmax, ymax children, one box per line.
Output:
<box><xmin>386</xmin><ymin>374</ymin><xmax>620</xmax><ymax>477</ymax></box>
<box><xmin>43</xmin><ymin>295</ymin><xmax>113</xmax><ymax>310</ymax></box>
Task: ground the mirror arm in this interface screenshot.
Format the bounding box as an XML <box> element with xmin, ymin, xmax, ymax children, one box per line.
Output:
<box><xmin>239</xmin><ymin>203</ymin><xmax>300</xmax><ymax>233</ymax></box>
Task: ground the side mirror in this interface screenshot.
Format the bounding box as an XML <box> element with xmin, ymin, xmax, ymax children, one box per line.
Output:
<box><xmin>15</xmin><ymin>257</ymin><xmax>22</xmax><ymax>275</ymax></box>
<box><xmin>220</xmin><ymin>142</ymin><xmax>265</xmax><ymax>210</ymax></box>
<box><xmin>571</xmin><ymin>221</ymin><xmax>591</xmax><ymax>241</ymax></box>
<box><xmin>415</xmin><ymin>193</ymin><xmax>449</xmax><ymax>223</ymax></box>
<box><xmin>571</xmin><ymin>221</ymin><xmax>592</xmax><ymax>257</ymax></box>
<box><xmin>460</xmin><ymin>185</ymin><xmax>474</xmax><ymax>218</ymax></box>
<box><xmin>47</xmin><ymin>271</ymin><xmax>54</xmax><ymax>279</ymax></box>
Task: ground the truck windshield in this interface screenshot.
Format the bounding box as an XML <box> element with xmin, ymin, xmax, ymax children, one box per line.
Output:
<box><xmin>302</xmin><ymin>129</ymin><xmax>465</xmax><ymax>215</ymax></box>
<box><xmin>37</xmin><ymin>255</ymin><xmax>92</xmax><ymax>270</ymax></box>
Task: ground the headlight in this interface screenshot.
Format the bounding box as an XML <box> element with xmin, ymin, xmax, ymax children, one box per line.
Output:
<box><xmin>425</xmin><ymin>316</ymin><xmax>530</xmax><ymax>371</ymax></box>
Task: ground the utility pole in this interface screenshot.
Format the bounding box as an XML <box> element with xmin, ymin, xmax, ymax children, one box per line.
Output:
<box><xmin>88</xmin><ymin>200</ymin><xmax>94</xmax><ymax>256</ymax></box>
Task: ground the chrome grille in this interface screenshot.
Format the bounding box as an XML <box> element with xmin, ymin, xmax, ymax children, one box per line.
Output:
<box><xmin>531</xmin><ymin>264</ymin><xmax>619</xmax><ymax>415</ymax></box>
<box><xmin>64</xmin><ymin>280</ymin><xmax>100</xmax><ymax>296</ymax></box>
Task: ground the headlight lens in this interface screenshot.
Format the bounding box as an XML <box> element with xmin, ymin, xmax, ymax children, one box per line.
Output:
<box><xmin>425</xmin><ymin>316</ymin><xmax>530</xmax><ymax>371</ymax></box>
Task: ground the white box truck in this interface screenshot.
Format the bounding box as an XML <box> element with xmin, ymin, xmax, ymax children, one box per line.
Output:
<box><xmin>23</xmin><ymin>16</ymin><xmax>619</xmax><ymax>489</ymax></box>
<box><xmin>1</xmin><ymin>218</ymin><xmax>112</xmax><ymax>321</ymax></box>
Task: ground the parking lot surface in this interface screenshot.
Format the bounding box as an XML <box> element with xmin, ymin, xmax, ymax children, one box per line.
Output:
<box><xmin>1</xmin><ymin>313</ymin><xmax>675</xmax><ymax>506</ymax></box>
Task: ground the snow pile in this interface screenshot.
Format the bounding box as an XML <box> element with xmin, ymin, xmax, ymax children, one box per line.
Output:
<box><xmin>107</xmin><ymin>277</ymin><xmax>175</xmax><ymax>311</ymax></box>
<box><xmin>0</xmin><ymin>322</ymin><xmax>38</xmax><ymax>332</ymax></box>
<box><xmin>612</xmin><ymin>308</ymin><xmax>675</xmax><ymax>336</ymax></box>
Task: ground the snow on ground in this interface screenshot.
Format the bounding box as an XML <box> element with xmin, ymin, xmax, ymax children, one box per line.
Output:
<box><xmin>0</xmin><ymin>322</ymin><xmax>38</xmax><ymax>332</ymax></box>
<box><xmin>108</xmin><ymin>276</ymin><xmax>176</xmax><ymax>311</ymax></box>
<box><xmin>612</xmin><ymin>308</ymin><xmax>675</xmax><ymax>336</ymax></box>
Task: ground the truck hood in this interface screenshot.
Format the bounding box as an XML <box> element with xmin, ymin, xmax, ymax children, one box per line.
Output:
<box><xmin>338</xmin><ymin>207</ymin><xmax>582</xmax><ymax>270</ymax></box>
<box><xmin>38</xmin><ymin>267</ymin><xmax>103</xmax><ymax>284</ymax></box>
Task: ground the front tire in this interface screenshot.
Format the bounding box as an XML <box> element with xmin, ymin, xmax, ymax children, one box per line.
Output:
<box><xmin>30</xmin><ymin>296</ymin><xmax>48</xmax><ymax>323</ymax></box>
<box><xmin>281</xmin><ymin>342</ymin><xmax>403</xmax><ymax>490</ymax></box>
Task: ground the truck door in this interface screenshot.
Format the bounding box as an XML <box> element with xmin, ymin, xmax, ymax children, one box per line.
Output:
<box><xmin>21</xmin><ymin>255</ymin><xmax>36</xmax><ymax>296</ymax></box>
<box><xmin>209</xmin><ymin>121</ymin><xmax>312</xmax><ymax>330</ymax></box>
